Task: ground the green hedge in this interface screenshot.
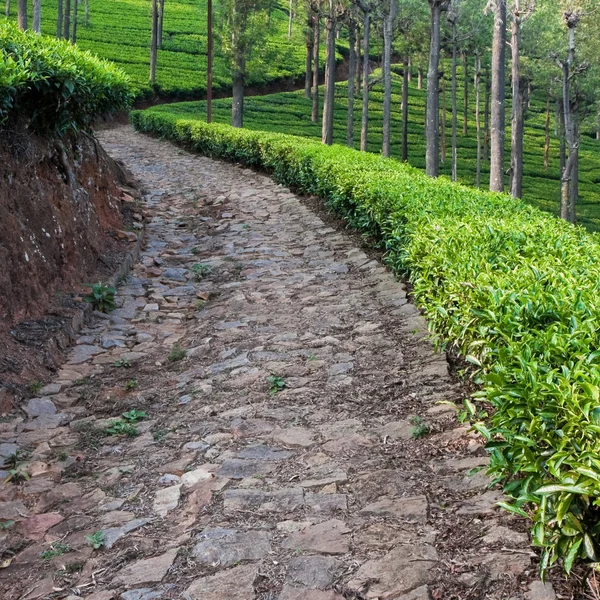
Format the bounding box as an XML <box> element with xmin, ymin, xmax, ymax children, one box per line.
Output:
<box><xmin>132</xmin><ymin>108</ymin><xmax>600</xmax><ymax>576</ymax></box>
<box><xmin>0</xmin><ymin>23</ymin><xmax>131</xmax><ymax>134</ymax></box>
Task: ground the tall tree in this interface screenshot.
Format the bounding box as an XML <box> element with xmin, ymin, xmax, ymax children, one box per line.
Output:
<box><xmin>356</xmin><ymin>0</ymin><xmax>373</xmax><ymax>151</ymax></box>
<box><xmin>462</xmin><ymin>51</ymin><xmax>468</xmax><ymax>134</ymax></box>
<box><xmin>448</xmin><ymin>2</ymin><xmax>459</xmax><ymax>181</ymax></box>
<box><xmin>63</xmin><ymin>0</ymin><xmax>71</xmax><ymax>39</ymax></box>
<box><xmin>158</xmin><ymin>0</ymin><xmax>165</xmax><ymax>47</ymax></box>
<box><xmin>32</xmin><ymin>0</ymin><xmax>41</xmax><ymax>33</ymax></box>
<box><xmin>346</xmin><ymin>9</ymin><xmax>359</xmax><ymax>146</ymax></box>
<box><xmin>5</xmin><ymin>0</ymin><xmax>9</xmax><ymax>18</ymax></box>
<box><xmin>311</xmin><ymin>7</ymin><xmax>320</xmax><ymax>122</ymax></box>
<box><xmin>382</xmin><ymin>0</ymin><xmax>398</xmax><ymax>156</ymax></box>
<box><xmin>488</xmin><ymin>0</ymin><xmax>507</xmax><ymax>192</ymax></box>
<box><xmin>475</xmin><ymin>51</ymin><xmax>482</xmax><ymax>186</ymax></box>
<box><xmin>150</xmin><ymin>0</ymin><xmax>159</xmax><ymax>85</ymax></box>
<box><xmin>56</xmin><ymin>0</ymin><xmax>63</xmax><ymax>37</ymax></box>
<box><xmin>401</xmin><ymin>55</ymin><xmax>409</xmax><ymax>160</ymax></box>
<box><xmin>425</xmin><ymin>0</ymin><xmax>450</xmax><ymax>177</ymax></box>
<box><xmin>17</xmin><ymin>0</ymin><xmax>26</xmax><ymax>29</ymax></box>
<box><xmin>304</xmin><ymin>7</ymin><xmax>314</xmax><ymax>98</ymax></box>
<box><xmin>321</xmin><ymin>0</ymin><xmax>337</xmax><ymax>145</ymax></box>
<box><xmin>72</xmin><ymin>0</ymin><xmax>79</xmax><ymax>42</ymax></box>
<box><xmin>207</xmin><ymin>0</ymin><xmax>214</xmax><ymax>122</ymax></box>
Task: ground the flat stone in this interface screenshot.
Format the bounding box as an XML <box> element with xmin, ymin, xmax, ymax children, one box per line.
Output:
<box><xmin>39</xmin><ymin>383</ymin><xmax>62</xmax><ymax>396</ymax></box>
<box><xmin>300</xmin><ymin>468</ymin><xmax>348</xmax><ymax>489</ymax></box>
<box><xmin>112</xmin><ymin>548</ymin><xmax>178</xmax><ymax>586</ymax></box>
<box><xmin>24</xmin><ymin>398</ymin><xmax>57</xmax><ymax>417</ymax></box>
<box><xmin>430</xmin><ymin>456</ymin><xmax>488</xmax><ymax>475</ymax></box>
<box><xmin>347</xmin><ymin>543</ymin><xmax>438</xmax><ymax>598</ymax></box>
<box><xmin>481</xmin><ymin>524</ymin><xmax>528</xmax><ymax>547</ymax></box>
<box><xmin>88</xmin><ymin>592</ymin><xmax>116</xmax><ymax>600</ymax></box>
<box><xmin>185</xmin><ymin>563</ymin><xmax>257</xmax><ymax>599</ymax></box>
<box><xmin>143</xmin><ymin>303</ymin><xmax>160</xmax><ymax>312</ymax></box>
<box><xmin>231</xmin><ymin>418</ymin><xmax>274</xmax><ymax>438</ymax></box>
<box><xmin>321</xmin><ymin>434</ymin><xmax>373</xmax><ymax>454</ymax></box>
<box><xmin>282</xmin><ymin>519</ymin><xmax>350</xmax><ymax>554</ymax></box>
<box><xmin>286</xmin><ymin>555</ymin><xmax>340</xmax><ymax>589</ymax></box>
<box><xmin>192</xmin><ymin>527</ymin><xmax>271</xmax><ymax>566</ymax></box>
<box><xmin>68</xmin><ymin>344</ymin><xmax>103</xmax><ymax>364</ymax></box>
<box><xmin>121</xmin><ymin>590</ymin><xmax>163</xmax><ymax>600</ymax></box>
<box><xmin>23</xmin><ymin>413</ymin><xmax>68</xmax><ymax>430</ymax></box>
<box><xmin>103</xmin><ymin>518</ymin><xmax>153</xmax><ymax>550</ymax></box>
<box><xmin>378</xmin><ymin>420</ymin><xmax>413</xmax><ymax>441</ymax></box>
<box><xmin>478</xmin><ymin>551</ymin><xmax>531</xmax><ymax>578</ymax></box>
<box><xmin>305</xmin><ymin>492</ymin><xmax>348</xmax><ymax>512</ymax></box>
<box><xmin>359</xmin><ymin>495</ymin><xmax>428</xmax><ymax>523</ymax></box>
<box><xmin>153</xmin><ymin>485</ymin><xmax>182</xmax><ymax>516</ymax></box>
<box><xmin>527</xmin><ymin>581</ymin><xmax>557</xmax><ymax>600</ymax></box>
<box><xmin>183</xmin><ymin>441</ymin><xmax>210</xmax><ymax>452</ymax></box>
<box><xmin>395</xmin><ymin>586</ymin><xmax>432</xmax><ymax>600</ymax></box>
<box><xmin>180</xmin><ymin>465</ymin><xmax>218</xmax><ymax>488</ymax></box>
<box><xmin>237</xmin><ymin>444</ymin><xmax>294</xmax><ymax>461</ymax></box>
<box><xmin>209</xmin><ymin>353</ymin><xmax>250</xmax><ymax>373</ymax></box>
<box><xmin>456</xmin><ymin>490</ymin><xmax>503</xmax><ymax>516</ymax></box>
<box><xmin>223</xmin><ymin>488</ymin><xmax>304</xmax><ymax>514</ymax></box>
<box><xmin>0</xmin><ymin>443</ymin><xmax>19</xmax><ymax>459</ymax></box>
<box><xmin>0</xmin><ymin>500</ymin><xmax>28</xmax><ymax>520</ymax></box>
<box><xmin>217</xmin><ymin>459</ymin><xmax>276</xmax><ymax>479</ymax></box>
<box><xmin>278</xmin><ymin>586</ymin><xmax>345</xmax><ymax>600</ymax></box>
<box><xmin>271</xmin><ymin>427</ymin><xmax>314</xmax><ymax>448</ymax></box>
<box><xmin>22</xmin><ymin>512</ymin><xmax>64</xmax><ymax>540</ymax></box>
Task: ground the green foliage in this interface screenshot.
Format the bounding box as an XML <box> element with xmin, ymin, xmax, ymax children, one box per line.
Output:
<box><xmin>29</xmin><ymin>381</ymin><xmax>43</xmax><ymax>394</ymax></box>
<box><xmin>131</xmin><ymin>110</ymin><xmax>600</xmax><ymax>575</ymax></box>
<box><xmin>268</xmin><ymin>375</ymin><xmax>286</xmax><ymax>395</ymax></box>
<box><xmin>0</xmin><ymin>23</ymin><xmax>131</xmax><ymax>134</ymax></box>
<box><xmin>122</xmin><ymin>409</ymin><xmax>147</xmax><ymax>423</ymax></box>
<box><xmin>123</xmin><ymin>379</ymin><xmax>138</xmax><ymax>391</ymax></box>
<box><xmin>167</xmin><ymin>345</ymin><xmax>186</xmax><ymax>362</ymax></box>
<box><xmin>191</xmin><ymin>263</ymin><xmax>213</xmax><ymax>280</ymax></box>
<box><xmin>82</xmin><ymin>282</ymin><xmax>116</xmax><ymax>313</ymax></box>
<box><xmin>40</xmin><ymin>542</ymin><xmax>72</xmax><ymax>560</ymax></box>
<box><xmin>85</xmin><ymin>531</ymin><xmax>104</xmax><ymax>550</ymax></box>
<box><xmin>114</xmin><ymin>358</ymin><xmax>131</xmax><ymax>368</ymax></box>
<box><xmin>105</xmin><ymin>419</ymin><xmax>139</xmax><ymax>437</ymax></box>
<box><xmin>3</xmin><ymin>449</ymin><xmax>30</xmax><ymax>482</ymax></box>
<box><xmin>409</xmin><ymin>415</ymin><xmax>430</xmax><ymax>438</ymax></box>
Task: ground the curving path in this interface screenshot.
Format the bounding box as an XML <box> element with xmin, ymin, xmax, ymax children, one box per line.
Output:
<box><xmin>0</xmin><ymin>125</ymin><xmax>552</xmax><ymax>600</ymax></box>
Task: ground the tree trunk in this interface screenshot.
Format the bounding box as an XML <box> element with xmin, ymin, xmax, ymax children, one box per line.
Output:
<box><xmin>32</xmin><ymin>0</ymin><xmax>40</xmax><ymax>33</ymax></box>
<box><xmin>72</xmin><ymin>0</ymin><xmax>78</xmax><ymax>43</ymax></box>
<box><xmin>510</xmin><ymin>8</ymin><xmax>523</xmax><ymax>199</ymax></box>
<box><xmin>484</xmin><ymin>66</ymin><xmax>490</xmax><ymax>161</ymax></box>
<box><xmin>206</xmin><ymin>0</ymin><xmax>213</xmax><ymax>123</ymax></box>
<box><xmin>475</xmin><ymin>53</ymin><xmax>482</xmax><ymax>187</ymax></box>
<box><xmin>402</xmin><ymin>56</ymin><xmax>409</xmax><ymax>161</ymax></box>
<box><xmin>150</xmin><ymin>0</ymin><xmax>158</xmax><ymax>85</ymax></box>
<box><xmin>5</xmin><ymin>0</ymin><xmax>9</xmax><ymax>18</ymax></box>
<box><xmin>305</xmin><ymin>22</ymin><xmax>313</xmax><ymax>99</ymax></box>
<box><xmin>441</xmin><ymin>74</ymin><xmax>446</xmax><ymax>164</ymax></box>
<box><xmin>321</xmin><ymin>0</ymin><xmax>335</xmax><ymax>145</ymax></box>
<box><xmin>360</xmin><ymin>9</ymin><xmax>370</xmax><ymax>151</ymax></box>
<box><xmin>158</xmin><ymin>0</ymin><xmax>165</xmax><ymax>47</ymax></box>
<box><xmin>63</xmin><ymin>0</ymin><xmax>70</xmax><ymax>39</ymax></box>
<box><xmin>231</xmin><ymin>2</ymin><xmax>247</xmax><ymax>128</ymax></box>
<box><xmin>232</xmin><ymin>70</ymin><xmax>245</xmax><ymax>127</ymax></box>
<box><xmin>311</xmin><ymin>14</ymin><xmax>320</xmax><ymax>123</ymax></box>
<box><xmin>426</xmin><ymin>1</ymin><xmax>448</xmax><ymax>178</ymax></box>
<box><xmin>56</xmin><ymin>0</ymin><xmax>63</xmax><ymax>37</ymax></box>
<box><xmin>417</xmin><ymin>66</ymin><xmax>423</xmax><ymax>89</ymax></box>
<box><xmin>569</xmin><ymin>121</ymin><xmax>578</xmax><ymax>223</ymax></box>
<box><xmin>17</xmin><ymin>0</ymin><xmax>26</xmax><ymax>29</ymax></box>
<box><xmin>382</xmin><ymin>0</ymin><xmax>397</xmax><ymax>157</ymax></box>
<box><xmin>489</xmin><ymin>0</ymin><xmax>506</xmax><ymax>192</ymax></box>
<box><xmin>84</xmin><ymin>0</ymin><xmax>89</xmax><ymax>26</ymax></box>
<box><xmin>451</xmin><ymin>19</ymin><xmax>458</xmax><ymax>181</ymax></box>
<box><xmin>356</xmin><ymin>28</ymin><xmax>361</xmax><ymax>92</ymax></box>
<box><xmin>557</xmin><ymin>97</ymin><xmax>566</xmax><ymax>179</ymax></box>
<box><xmin>347</xmin><ymin>22</ymin><xmax>356</xmax><ymax>147</ymax></box>
<box><xmin>462</xmin><ymin>52</ymin><xmax>468</xmax><ymax>135</ymax></box>
<box><xmin>407</xmin><ymin>55</ymin><xmax>412</xmax><ymax>82</ymax></box>
<box><xmin>288</xmin><ymin>0</ymin><xmax>293</xmax><ymax>38</ymax></box>
<box><xmin>543</xmin><ymin>91</ymin><xmax>550</xmax><ymax>171</ymax></box>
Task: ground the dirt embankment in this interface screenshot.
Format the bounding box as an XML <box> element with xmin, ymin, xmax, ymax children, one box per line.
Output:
<box><xmin>0</xmin><ymin>126</ymin><xmax>139</xmax><ymax>402</ymax></box>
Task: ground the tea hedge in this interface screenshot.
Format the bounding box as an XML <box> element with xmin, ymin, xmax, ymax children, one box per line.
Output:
<box><xmin>0</xmin><ymin>23</ymin><xmax>131</xmax><ymax>134</ymax></box>
<box><xmin>132</xmin><ymin>108</ymin><xmax>600</xmax><ymax>575</ymax></box>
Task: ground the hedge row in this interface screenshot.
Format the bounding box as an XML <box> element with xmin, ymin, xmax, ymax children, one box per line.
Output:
<box><xmin>0</xmin><ymin>23</ymin><xmax>131</xmax><ymax>135</ymax></box>
<box><xmin>131</xmin><ymin>108</ymin><xmax>600</xmax><ymax>575</ymax></box>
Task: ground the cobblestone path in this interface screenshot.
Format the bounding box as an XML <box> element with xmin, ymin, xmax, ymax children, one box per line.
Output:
<box><xmin>0</xmin><ymin>126</ymin><xmax>552</xmax><ymax>600</ymax></box>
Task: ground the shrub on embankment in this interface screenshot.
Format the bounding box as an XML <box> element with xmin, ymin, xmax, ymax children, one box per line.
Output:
<box><xmin>132</xmin><ymin>108</ymin><xmax>600</xmax><ymax>575</ymax></box>
<box><xmin>0</xmin><ymin>23</ymin><xmax>131</xmax><ymax>135</ymax></box>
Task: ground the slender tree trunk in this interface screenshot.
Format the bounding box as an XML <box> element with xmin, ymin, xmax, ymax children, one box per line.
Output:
<box><xmin>305</xmin><ymin>23</ymin><xmax>313</xmax><ymax>99</ymax></box>
<box><xmin>347</xmin><ymin>23</ymin><xmax>356</xmax><ymax>147</ymax></box>
<box><xmin>489</xmin><ymin>0</ymin><xmax>506</xmax><ymax>192</ymax></box>
<box><xmin>543</xmin><ymin>91</ymin><xmax>550</xmax><ymax>171</ymax></box>
<box><xmin>56</xmin><ymin>0</ymin><xmax>63</xmax><ymax>37</ymax></box>
<box><xmin>150</xmin><ymin>0</ymin><xmax>158</xmax><ymax>85</ymax></box>
<box><xmin>475</xmin><ymin>53</ymin><xmax>482</xmax><ymax>187</ymax></box>
<box><xmin>510</xmin><ymin>9</ymin><xmax>523</xmax><ymax>199</ymax></box>
<box><xmin>417</xmin><ymin>66</ymin><xmax>423</xmax><ymax>89</ymax></box>
<box><xmin>231</xmin><ymin>5</ymin><xmax>247</xmax><ymax>128</ymax></box>
<box><xmin>484</xmin><ymin>66</ymin><xmax>490</xmax><ymax>161</ymax></box>
<box><xmin>557</xmin><ymin>97</ymin><xmax>566</xmax><ymax>180</ymax></box>
<box><xmin>32</xmin><ymin>0</ymin><xmax>40</xmax><ymax>33</ymax></box>
<box><xmin>5</xmin><ymin>0</ymin><xmax>9</xmax><ymax>18</ymax></box>
<box><xmin>311</xmin><ymin>14</ymin><xmax>320</xmax><ymax>123</ymax></box>
<box><xmin>206</xmin><ymin>0</ymin><xmax>213</xmax><ymax>123</ymax></box>
<box><xmin>84</xmin><ymin>0</ymin><xmax>88</xmax><ymax>26</ymax></box>
<box><xmin>569</xmin><ymin>121</ymin><xmax>578</xmax><ymax>223</ymax></box>
<box><xmin>441</xmin><ymin>73</ymin><xmax>447</xmax><ymax>164</ymax></box>
<box><xmin>407</xmin><ymin>55</ymin><xmax>412</xmax><ymax>82</ymax></box>
<box><xmin>321</xmin><ymin>0</ymin><xmax>335</xmax><ymax>145</ymax></box>
<box><xmin>356</xmin><ymin>28</ymin><xmax>361</xmax><ymax>92</ymax></box>
<box><xmin>63</xmin><ymin>0</ymin><xmax>70</xmax><ymax>39</ymax></box>
<box><xmin>425</xmin><ymin>1</ymin><xmax>447</xmax><ymax>177</ymax></box>
<box><xmin>72</xmin><ymin>0</ymin><xmax>78</xmax><ymax>43</ymax></box>
<box><xmin>462</xmin><ymin>52</ymin><xmax>468</xmax><ymax>135</ymax></box>
<box><xmin>451</xmin><ymin>20</ymin><xmax>458</xmax><ymax>181</ymax></box>
<box><xmin>382</xmin><ymin>0</ymin><xmax>397</xmax><ymax>157</ymax></box>
<box><xmin>158</xmin><ymin>0</ymin><xmax>165</xmax><ymax>47</ymax></box>
<box><xmin>232</xmin><ymin>69</ymin><xmax>245</xmax><ymax>127</ymax></box>
<box><xmin>288</xmin><ymin>0</ymin><xmax>293</xmax><ymax>38</ymax></box>
<box><xmin>17</xmin><ymin>0</ymin><xmax>26</xmax><ymax>29</ymax></box>
<box><xmin>402</xmin><ymin>55</ymin><xmax>409</xmax><ymax>161</ymax></box>
<box><xmin>360</xmin><ymin>9</ymin><xmax>370</xmax><ymax>151</ymax></box>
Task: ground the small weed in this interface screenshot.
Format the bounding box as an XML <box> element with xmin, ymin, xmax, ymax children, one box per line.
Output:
<box><xmin>5</xmin><ymin>465</ymin><xmax>30</xmax><ymax>484</ymax></box>
<box><xmin>123</xmin><ymin>379</ymin><xmax>138</xmax><ymax>392</ymax></box>
<box><xmin>268</xmin><ymin>375</ymin><xmax>286</xmax><ymax>395</ymax></box>
<box><xmin>191</xmin><ymin>263</ymin><xmax>212</xmax><ymax>281</ymax></box>
<box><xmin>409</xmin><ymin>415</ymin><xmax>430</xmax><ymax>439</ymax></box>
<box><xmin>85</xmin><ymin>531</ymin><xmax>104</xmax><ymax>550</ymax></box>
<box><xmin>307</xmin><ymin>354</ymin><xmax>317</xmax><ymax>361</ymax></box>
<box><xmin>83</xmin><ymin>282</ymin><xmax>116</xmax><ymax>313</ymax></box>
<box><xmin>3</xmin><ymin>450</ymin><xmax>28</xmax><ymax>470</ymax></box>
<box><xmin>105</xmin><ymin>420</ymin><xmax>139</xmax><ymax>437</ymax></box>
<box><xmin>122</xmin><ymin>409</ymin><xmax>147</xmax><ymax>423</ymax></box>
<box><xmin>0</xmin><ymin>520</ymin><xmax>14</xmax><ymax>530</ymax></box>
<box><xmin>167</xmin><ymin>345</ymin><xmax>186</xmax><ymax>362</ymax></box>
<box><xmin>152</xmin><ymin>429</ymin><xmax>168</xmax><ymax>441</ymax></box>
<box><xmin>74</xmin><ymin>376</ymin><xmax>91</xmax><ymax>387</ymax></box>
<box><xmin>190</xmin><ymin>247</ymin><xmax>201</xmax><ymax>255</ymax></box>
<box><xmin>57</xmin><ymin>451</ymin><xmax>69</xmax><ymax>462</ymax></box>
<box><xmin>40</xmin><ymin>542</ymin><xmax>72</xmax><ymax>561</ymax></box>
<box><xmin>196</xmin><ymin>299</ymin><xmax>207</xmax><ymax>310</ymax></box>
<box><xmin>63</xmin><ymin>561</ymin><xmax>84</xmax><ymax>574</ymax></box>
<box><xmin>242</xmin><ymin>224</ymin><xmax>250</xmax><ymax>230</ymax></box>
<box><xmin>29</xmin><ymin>381</ymin><xmax>43</xmax><ymax>394</ymax></box>
<box><xmin>114</xmin><ymin>358</ymin><xmax>131</xmax><ymax>368</ymax></box>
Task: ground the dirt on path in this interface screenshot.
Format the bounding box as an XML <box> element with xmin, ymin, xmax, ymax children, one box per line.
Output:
<box><xmin>0</xmin><ymin>125</ymin><xmax>555</xmax><ymax>600</ymax></box>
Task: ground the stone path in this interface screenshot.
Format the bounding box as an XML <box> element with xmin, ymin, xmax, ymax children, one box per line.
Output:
<box><xmin>0</xmin><ymin>125</ymin><xmax>552</xmax><ymax>600</ymax></box>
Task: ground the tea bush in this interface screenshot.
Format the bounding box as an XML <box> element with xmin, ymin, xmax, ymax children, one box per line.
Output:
<box><xmin>0</xmin><ymin>23</ymin><xmax>131</xmax><ymax>134</ymax></box>
<box><xmin>131</xmin><ymin>108</ymin><xmax>600</xmax><ymax>575</ymax></box>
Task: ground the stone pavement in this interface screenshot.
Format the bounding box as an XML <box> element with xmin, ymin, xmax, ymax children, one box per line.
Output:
<box><xmin>0</xmin><ymin>125</ymin><xmax>552</xmax><ymax>599</ymax></box>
